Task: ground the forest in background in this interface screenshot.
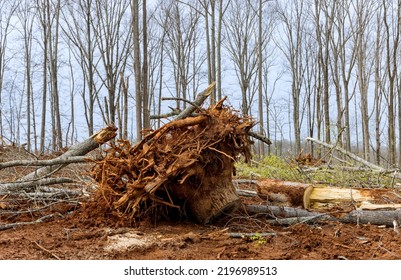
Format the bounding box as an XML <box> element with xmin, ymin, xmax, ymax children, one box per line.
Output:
<box><xmin>0</xmin><ymin>0</ymin><xmax>401</xmax><ymax>168</ymax></box>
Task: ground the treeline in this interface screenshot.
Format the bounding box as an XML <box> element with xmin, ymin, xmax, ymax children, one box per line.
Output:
<box><xmin>0</xmin><ymin>0</ymin><xmax>400</xmax><ymax>168</ymax></box>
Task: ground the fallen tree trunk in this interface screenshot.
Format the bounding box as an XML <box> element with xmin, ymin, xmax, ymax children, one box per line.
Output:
<box><xmin>245</xmin><ymin>204</ymin><xmax>327</xmax><ymax>218</ymax></box>
<box><xmin>0</xmin><ymin>125</ymin><xmax>117</xmax><ymax>194</ymax></box>
<box><xmin>17</xmin><ymin>125</ymin><xmax>117</xmax><ymax>182</ymax></box>
<box><xmin>306</xmin><ymin>137</ymin><xmax>399</xmax><ymax>177</ymax></box>
<box><xmin>0</xmin><ymin>185</ymin><xmax>84</xmax><ymax>198</ymax></box>
<box><xmin>245</xmin><ymin>204</ymin><xmax>401</xmax><ymax>227</ymax></box>
<box><xmin>339</xmin><ymin>209</ymin><xmax>401</xmax><ymax>226</ymax></box>
<box><xmin>0</xmin><ymin>178</ymin><xmax>74</xmax><ymax>193</ymax></box>
<box><xmin>0</xmin><ymin>156</ymin><xmax>96</xmax><ymax>169</ymax></box>
<box><xmin>255</xmin><ymin>179</ymin><xmax>401</xmax><ymax>210</ymax></box>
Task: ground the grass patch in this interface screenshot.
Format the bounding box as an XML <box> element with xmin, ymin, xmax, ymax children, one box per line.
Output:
<box><xmin>235</xmin><ymin>155</ymin><xmax>397</xmax><ymax>188</ymax></box>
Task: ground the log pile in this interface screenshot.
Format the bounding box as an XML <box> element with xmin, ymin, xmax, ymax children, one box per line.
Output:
<box><xmin>236</xmin><ymin>179</ymin><xmax>401</xmax><ymax>227</ymax></box>
<box><xmin>91</xmin><ymin>98</ymin><xmax>255</xmax><ymax>224</ymax></box>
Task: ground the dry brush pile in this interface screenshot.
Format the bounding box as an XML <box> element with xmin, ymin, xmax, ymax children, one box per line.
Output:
<box><xmin>91</xmin><ymin>98</ymin><xmax>255</xmax><ymax>223</ymax></box>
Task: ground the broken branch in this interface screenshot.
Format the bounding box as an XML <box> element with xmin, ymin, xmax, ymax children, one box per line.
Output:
<box><xmin>175</xmin><ymin>82</ymin><xmax>215</xmax><ymax>120</ymax></box>
<box><xmin>0</xmin><ymin>156</ymin><xmax>95</xmax><ymax>170</ymax></box>
<box><xmin>17</xmin><ymin>125</ymin><xmax>117</xmax><ymax>183</ymax></box>
<box><xmin>0</xmin><ymin>178</ymin><xmax>74</xmax><ymax>193</ymax></box>
<box><xmin>248</xmin><ymin>131</ymin><xmax>272</xmax><ymax>145</ymax></box>
<box><xmin>306</xmin><ymin>137</ymin><xmax>389</xmax><ymax>173</ymax></box>
<box><xmin>0</xmin><ymin>213</ymin><xmax>61</xmax><ymax>231</ymax></box>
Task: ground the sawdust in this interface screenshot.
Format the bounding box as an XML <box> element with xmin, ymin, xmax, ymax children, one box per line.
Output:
<box><xmin>105</xmin><ymin>231</ymin><xmax>155</xmax><ymax>252</ymax></box>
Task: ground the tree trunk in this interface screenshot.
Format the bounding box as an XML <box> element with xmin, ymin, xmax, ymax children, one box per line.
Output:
<box><xmin>171</xmin><ymin>145</ymin><xmax>240</xmax><ymax>224</ymax></box>
<box><xmin>18</xmin><ymin>125</ymin><xmax>117</xmax><ymax>182</ymax></box>
<box><xmin>132</xmin><ymin>0</ymin><xmax>142</xmax><ymax>141</ymax></box>
<box><xmin>142</xmin><ymin>0</ymin><xmax>150</xmax><ymax>132</ymax></box>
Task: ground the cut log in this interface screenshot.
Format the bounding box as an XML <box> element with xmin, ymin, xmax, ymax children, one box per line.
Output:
<box><xmin>245</xmin><ymin>204</ymin><xmax>401</xmax><ymax>227</ymax></box>
<box><xmin>256</xmin><ymin>179</ymin><xmax>310</xmax><ymax>207</ymax></box>
<box><xmin>340</xmin><ymin>209</ymin><xmax>401</xmax><ymax>226</ymax></box>
<box><xmin>256</xmin><ymin>179</ymin><xmax>401</xmax><ymax>210</ymax></box>
<box><xmin>245</xmin><ymin>204</ymin><xmax>326</xmax><ymax>218</ymax></box>
<box><xmin>358</xmin><ymin>201</ymin><xmax>401</xmax><ymax>210</ymax></box>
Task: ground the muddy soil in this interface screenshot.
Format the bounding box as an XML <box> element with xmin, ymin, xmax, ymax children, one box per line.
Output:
<box><xmin>1</xmin><ymin>147</ymin><xmax>400</xmax><ymax>260</ymax></box>
<box><xmin>1</xmin><ymin>196</ymin><xmax>401</xmax><ymax>260</ymax></box>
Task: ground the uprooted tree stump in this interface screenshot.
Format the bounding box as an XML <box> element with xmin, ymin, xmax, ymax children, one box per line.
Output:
<box><xmin>91</xmin><ymin>98</ymin><xmax>254</xmax><ymax>224</ymax></box>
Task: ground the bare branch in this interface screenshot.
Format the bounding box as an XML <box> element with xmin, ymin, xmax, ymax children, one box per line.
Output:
<box><xmin>0</xmin><ymin>156</ymin><xmax>97</xmax><ymax>170</ymax></box>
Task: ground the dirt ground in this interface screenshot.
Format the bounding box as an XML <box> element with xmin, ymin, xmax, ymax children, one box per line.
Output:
<box><xmin>1</xmin><ymin>147</ymin><xmax>401</xmax><ymax>260</ymax></box>
<box><xmin>1</xmin><ymin>193</ymin><xmax>401</xmax><ymax>260</ymax></box>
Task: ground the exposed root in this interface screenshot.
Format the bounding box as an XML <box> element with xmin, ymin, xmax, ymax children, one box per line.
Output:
<box><xmin>91</xmin><ymin>100</ymin><xmax>254</xmax><ymax>221</ymax></box>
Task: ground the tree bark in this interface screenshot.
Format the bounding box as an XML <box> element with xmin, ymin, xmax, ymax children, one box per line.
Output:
<box><xmin>17</xmin><ymin>125</ymin><xmax>117</xmax><ymax>182</ymax></box>
<box><xmin>306</xmin><ymin>137</ymin><xmax>389</xmax><ymax>173</ymax></box>
<box><xmin>245</xmin><ymin>204</ymin><xmax>401</xmax><ymax>227</ymax></box>
<box><xmin>175</xmin><ymin>82</ymin><xmax>215</xmax><ymax>120</ymax></box>
<box><xmin>0</xmin><ymin>178</ymin><xmax>74</xmax><ymax>193</ymax></box>
<box><xmin>0</xmin><ymin>156</ymin><xmax>96</xmax><ymax>169</ymax></box>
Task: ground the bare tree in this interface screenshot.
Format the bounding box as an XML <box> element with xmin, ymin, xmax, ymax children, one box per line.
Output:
<box><xmin>275</xmin><ymin>0</ymin><xmax>307</xmax><ymax>153</ymax></box>
<box><xmin>132</xmin><ymin>0</ymin><xmax>142</xmax><ymax>141</ymax></box>
<box><xmin>35</xmin><ymin>0</ymin><xmax>49</xmax><ymax>153</ymax></box>
<box><xmin>257</xmin><ymin>0</ymin><xmax>264</xmax><ymax>157</ymax></box>
<box><xmin>224</xmin><ymin>0</ymin><xmax>259</xmax><ymax>117</ymax></box>
<box><xmin>198</xmin><ymin>0</ymin><xmax>216</xmax><ymax>103</ymax></box>
<box><xmin>351</xmin><ymin>0</ymin><xmax>376</xmax><ymax>161</ymax></box>
<box><xmin>335</xmin><ymin>0</ymin><xmax>357</xmax><ymax>153</ymax></box>
<box><xmin>383</xmin><ymin>0</ymin><xmax>400</xmax><ymax>166</ymax></box>
<box><xmin>0</xmin><ymin>1</ymin><xmax>18</xmax><ymax>142</ymax></box>
<box><xmin>34</xmin><ymin>0</ymin><xmax>63</xmax><ymax>151</ymax></box>
<box><xmin>142</xmin><ymin>0</ymin><xmax>150</xmax><ymax>134</ymax></box>
<box><xmin>163</xmin><ymin>0</ymin><xmax>203</xmax><ymax>110</ymax></box>
<box><xmin>313</xmin><ymin>0</ymin><xmax>335</xmax><ymax>145</ymax></box>
<box><xmin>62</xmin><ymin>0</ymin><xmax>101</xmax><ymax>137</ymax></box>
<box><xmin>17</xmin><ymin>1</ymin><xmax>36</xmax><ymax>152</ymax></box>
<box><xmin>92</xmin><ymin>0</ymin><xmax>132</xmax><ymax>138</ymax></box>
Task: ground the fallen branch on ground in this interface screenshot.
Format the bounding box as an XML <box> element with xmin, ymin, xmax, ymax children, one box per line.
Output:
<box><xmin>265</xmin><ymin>214</ymin><xmax>334</xmax><ymax>226</ymax></box>
<box><xmin>244</xmin><ymin>204</ymin><xmax>401</xmax><ymax>227</ymax></box>
<box><xmin>306</xmin><ymin>137</ymin><xmax>398</xmax><ymax>176</ymax></box>
<box><xmin>236</xmin><ymin>189</ymin><xmax>258</xmax><ymax>197</ymax></box>
<box><xmin>18</xmin><ymin>125</ymin><xmax>117</xmax><ymax>182</ymax></box>
<box><xmin>0</xmin><ymin>213</ymin><xmax>62</xmax><ymax>231</ymax></box>
<box><xmin>0</xmin><ymin>178</ymin><xmax>74</xmax><ymax>193</ymax></box>
<box><xmin>339</xmin><ymin>209</ymin><xmax>401</xmax><ymax>226</ymax></box>
<box><xmin>0</xmin><ymin>156</ymin><xmax>98</xmax><ymax>169</ymax></box>
<box><xmin>245</xmin><ymin>204</ymin><xmax>326</xmax><ymax>218</ymax></box>
<box><xmin>32</xmin><ymin>240</ymin><xmax>61</xmax><ymax>260</ymax></box>
<box><xmin>0</xmin><ymin>125</ymin><xmax>117</xmax><ymax>195</ymax></box>
<box><xmin>229</xmin><ymin>232</ymin><xmax>278</xmax><ymax>238</ymax></box>
<box><xmin>0</xmin><ymin>200</ymin><xmax>79</xmax><ymax>216</ymax></box>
